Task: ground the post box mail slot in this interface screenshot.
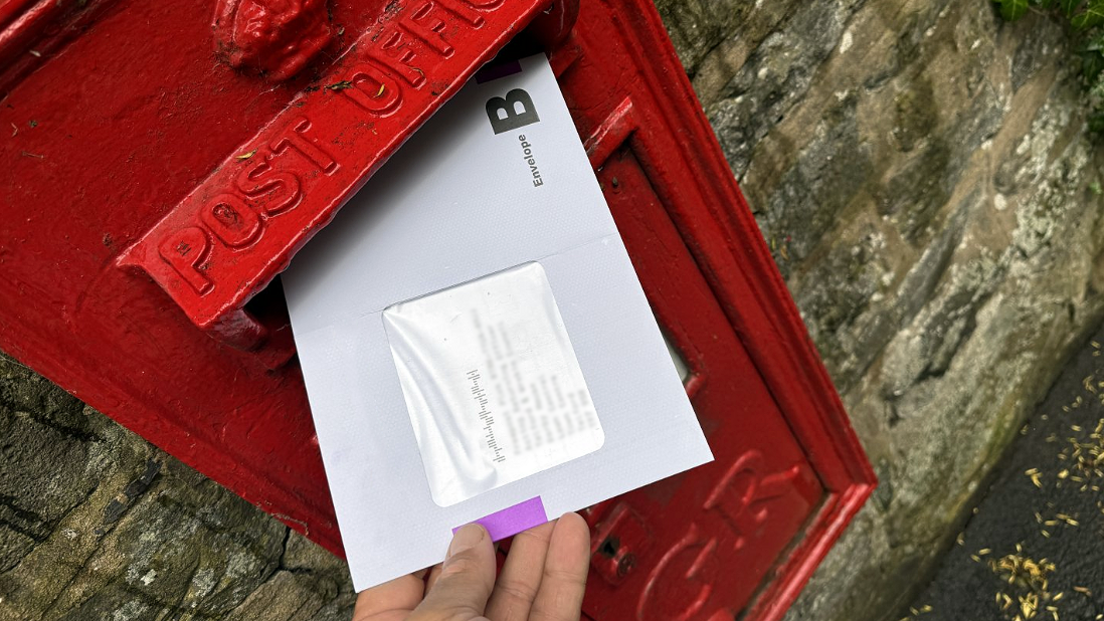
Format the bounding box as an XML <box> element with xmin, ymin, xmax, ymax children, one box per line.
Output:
<box><xmin>0</xmin><ymin>0</ymin><xmax>875</xmax><ymax>619</ymax></box>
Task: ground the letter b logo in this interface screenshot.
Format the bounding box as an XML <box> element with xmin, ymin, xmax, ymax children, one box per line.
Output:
<box><xmin>486</xmin><ymin>89</ymin><xmax>540</xmax><ymax>134</ymax></box>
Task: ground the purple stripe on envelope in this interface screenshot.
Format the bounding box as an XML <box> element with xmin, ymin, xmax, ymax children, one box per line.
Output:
<box><xmin>455</xmin><ymin>497</ymin><xmax>548</xmax><ymax>540</ymax></box>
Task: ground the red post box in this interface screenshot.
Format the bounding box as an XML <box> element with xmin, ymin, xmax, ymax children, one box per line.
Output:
<box><xmin>0</xmin><ymin>0</ymin><xmax>875</xmax><ymax>619</ymax></box>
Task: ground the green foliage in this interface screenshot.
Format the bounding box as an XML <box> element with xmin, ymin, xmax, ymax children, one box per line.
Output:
<box><xmin>998</xmin><ymin>0</ymin><xmax>1030</xmax><ymax>20</ymax></box>
<box><xmin>1071</xmin><ymin>3</ymin><xmax>1104</xmax><ymax>28</ymax></box>
<box><xmin>993</xmin><ymin>0</ymin><xmax>1104</xmax><ymax>131</ymax></box>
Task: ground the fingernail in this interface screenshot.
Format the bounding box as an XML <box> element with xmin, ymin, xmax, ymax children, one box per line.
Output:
<box><xmin>446</xmin><ymin>523</ymin><xmax>485</xmax><ymax>561</ymax></box>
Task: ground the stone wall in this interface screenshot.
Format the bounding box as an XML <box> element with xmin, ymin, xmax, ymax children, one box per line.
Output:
<box><xmin>0</xmin><ymin>354</ymin><xmax>357</xmax><ymax>620</ymax></box>
<box><xmin>2</xmin><ymin>1</ymin><xmax>1103</xmax><ymax>620</ymax></box>
<box><xmin>654</xmin><ymin>0</ymin><xmax>1104</xmax><ymax>618</ymax></box>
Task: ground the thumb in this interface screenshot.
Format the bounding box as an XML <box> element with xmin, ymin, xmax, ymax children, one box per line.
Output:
<box><xmin>413</xmin><ymin>524</ymin><xmax>496</xmax><ymax>620</ymax></box>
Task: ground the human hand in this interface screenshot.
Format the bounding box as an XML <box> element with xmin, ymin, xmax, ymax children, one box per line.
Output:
<box><xmin>352</xmin><ymin>512</ymin><xmax>591</xmax><ymax>621</ymax></box>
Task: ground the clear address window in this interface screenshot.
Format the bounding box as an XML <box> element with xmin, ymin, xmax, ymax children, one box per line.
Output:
<box><xmin>382</xmin><ymin>262</ymin><xmax>605</xmax><ymax>507</ymax></box>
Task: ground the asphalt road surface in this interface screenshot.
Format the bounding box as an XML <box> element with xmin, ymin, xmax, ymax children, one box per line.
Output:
<box><xmin>905</xmin><ymin>322</ymin><xmax>1104</xmax><ymax>621</ymax></box>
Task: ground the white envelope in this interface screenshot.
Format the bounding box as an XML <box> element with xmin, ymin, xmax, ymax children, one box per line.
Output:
<box><xmin>283</xmin><ymin>53</ymin><xmax>713</xmax><ymax>591</ymax></box>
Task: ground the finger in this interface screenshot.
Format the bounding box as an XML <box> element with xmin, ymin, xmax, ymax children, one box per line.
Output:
<box><xmin>353</xmin><ymin>569</ymin><xmax>428</xmax><ymax>621</ymax></box>
<box><xmin>413</xmin><ymin>523</ymin><xmax>496</xmax><ymax>620</ymax></box>
<box><xmin>485</xmin><ymin>520</ymin><xmax>557</xmax><ymax>621</ymax></box>
<box><xmin>424</xmin><ymin>562</ymin><xmax>443</xmax><ymax>593</ymax></box>
<box><xmin>529</xmin><ymin>513</ymin><xmax>591</xmax><ymax>621</ymax></box>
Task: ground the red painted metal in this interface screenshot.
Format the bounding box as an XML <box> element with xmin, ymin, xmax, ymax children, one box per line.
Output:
<box><xmin>0</xmin><ymin>0</ymin><xmax>548</xmax><ymax>560</ymax></box>
<box><xmin>548</xmin><ymin>4</ymin><xmax>875</xmax><ymax>617</ymax></box>
<box><xmin>0</xmin><ymin>0</ymin><xmax>69</xmax><ymax>66</ymax></box>
<box><xmin>212</xmin><ymin>0</ymin><xmax>333</xmax><ymax>81</ymax></box>
<box><xmin>0</xmin><ymin>0</ymin><xmax>874</xmax><ymax>619</ymax></box>
<box><xmin>118</xmin><ymin>0</ymin><xmax>548</xmax><ymax>354</ymax></box>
